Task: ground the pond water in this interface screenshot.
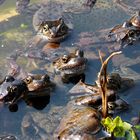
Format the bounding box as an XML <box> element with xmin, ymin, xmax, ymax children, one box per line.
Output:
<box><xmin>0</xmin><ymin>0</ymin><xmax>140</xmax><ymax>139</ymax></box>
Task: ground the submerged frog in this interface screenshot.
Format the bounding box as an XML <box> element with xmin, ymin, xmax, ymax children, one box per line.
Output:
<box><xmin>53</xmin><ymin>49</ymin><xmax>87</xmax><ymax>83</ymax></box>
<box><xmin>1</xmin><ymin>73</ymin><xmax>55</xmax><ymax>112</ymax></box>
<box><xmin>108</xmin><ymin>11</ymin><xmax>140</xmax><ymax>46</ymax></box>
<box><xmin>54</xmin><ymin>51</ymin><xmax>132</xmax><ymax>140</ymax></box>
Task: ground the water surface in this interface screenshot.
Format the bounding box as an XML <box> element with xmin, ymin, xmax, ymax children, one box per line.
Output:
<box><xmin>0</xmin><ymin>0</ymin><xmax>140</xmax><ymax>139</ymax></box>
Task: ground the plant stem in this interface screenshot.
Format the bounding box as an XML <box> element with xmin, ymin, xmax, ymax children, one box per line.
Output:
<box><xmin>98</xmin><ymin>51</ymin><xmax>122</xmax><ymax>118</ymax></box>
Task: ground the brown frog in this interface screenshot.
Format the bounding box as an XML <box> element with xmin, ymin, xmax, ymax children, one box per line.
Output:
<box><xmin>108</xmin><ymin>11</ymin><xmax>140</xmax><ymax>46</ymax></box>
<box><xmin>54</xmin><ymin>51</ymin><xmax>133</xmax><ymax>140</ymax></box>
<box><xmin>38</xmin><ymin>18</ymin><xmax>70</xmax><ymax>43</ymax></box>
<box><xmin>53</xmin><ymin>49</ymin><xmax>87</xmax><ymax>83</ymax></box>
<box><xmin>23</xmin><ymin>74</ymin><xmax>55</xmax><ymax>98</ymax></box>
<box><xmin>23</xmin><ymin>0</ymin><xmax>97</xmax><ymax>48</ymax></box>
<box><xmin>1</xmin><ymin>73</ymin><xmax>55</xmax><ymax>112</ymax></box>
<box><xmin>95</xmin><ymin>72</ymin><xmax>134</xmax><ymax>93</ymax></box>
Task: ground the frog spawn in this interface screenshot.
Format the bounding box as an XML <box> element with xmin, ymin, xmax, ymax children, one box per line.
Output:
<box><xmin>54</xmin><ymin>51</ymin><xmax>134</xmax><ymax>140</ymax></box>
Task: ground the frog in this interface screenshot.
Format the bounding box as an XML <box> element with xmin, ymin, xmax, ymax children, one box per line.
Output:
<box><xmin>37</xmin><ymin>18</ymin><xmax>70</xmax><ymax>43</ymax></box>
<box><xmin>108</xmin><ymin>11</ymin><xmax>140</xmax><ymax>46</ymax></box>
<box><xmin>1</xmin><ymin>73</ymin><xmax>55</xmax><ymax>112</ymax></box>
<box><xmin>2</xmin><ymin>78</ymin><xmax>28</xmax><ymax>112</ymax></box>
<box><xmin>52</xmin><ymin>49</ymin><xmax>87</xmax><ymax>83</ymax></box>
<box><xmin>32</xmin><ymin>0</ymin><xmax>97</xmax><ymax>31</ymax></box>
<box><xmin>21</xmin><ymin>106</ymin><xmax>65</xmax><ymax>140</ymax></box>
<box><xmin>54</xmin><ymin>51</ymin><xmax>132</xmax><ymax>140</ymax></box>
<box><xmin>21</xmin><ymin>0</ymin><xmax>97</xmax><ymax>49</ymax></box>
<box><xmin>23</xmin><ymin>74</ymin><xmax>55</xmax><ymax>97</ymax></box>
<box><xmin>95</xmin><ymin>72</ymin><xmax>134</xmax><ymax>92</ymax></box>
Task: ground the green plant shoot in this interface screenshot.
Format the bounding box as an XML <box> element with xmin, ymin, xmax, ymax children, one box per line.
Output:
<box><xmin>101</xmin><ymin>116</ymin><xmax>140</xmax><ymax>140</ymax></box>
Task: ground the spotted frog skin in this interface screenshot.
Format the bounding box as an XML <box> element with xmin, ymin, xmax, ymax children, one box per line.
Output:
<box><xmin>53</xmin><ymin>49</ymin><xmax>87</xmax><ymax>83</ymax></box>
<box><xmin>108</xmin><ymin>11</ymin><xmax>140</xmax><ymax>46</ymax></box>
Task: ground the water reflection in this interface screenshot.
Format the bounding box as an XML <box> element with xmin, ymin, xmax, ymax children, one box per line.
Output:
<box><xmin>0</xmin><ymin>0</ymin><xmax>140</xmax><ymax>139</ymax></box>
<box><xmin>24</xmin><ymin>94</ymin><xmax>50</xmax><ymax>110</ymax></box>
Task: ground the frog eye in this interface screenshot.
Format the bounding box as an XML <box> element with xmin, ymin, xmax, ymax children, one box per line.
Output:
<box><xmin>11</xmin><ymin>86</ymin><xmax>18</xmax><ymax>93</ymax></box>
<box><xmin>107</xmin><ymin>78</ymin><xmax>114</xmax><ymax>83</ymax></box>
<box><xmin>7</xmin><ymin>86</ymin><xmax>11</xmax><ymax>92</ymax></box>
<box><xmin>108</xmin><ymin>102</ymin><xmax>116</xmax><ymax>110</ymax></box>
<box><xmin>62</xmin><ymin>55</ymin><xmax>69</xmax><ymax>63</ymax></box>
<box><xmin>43</xmin><ymin>24</ymin><xmax>49</xmax><ymax>31</ymax></box>
<box><xmin>25</xmin><ymin>76</ymin><xmax>33</xmax><ymax>84</ymax></box>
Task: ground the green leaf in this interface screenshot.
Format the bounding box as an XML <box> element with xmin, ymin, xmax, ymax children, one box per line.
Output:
<box><xmin>130</xmin><ymin>129</ymin><xmax>138</xmax><ymax>140</ymax></box>
<box><xmin>125</xmin><ymin>131</ymin><xmax>133</xmax><ymax>140</ymax></box>
<box><xmin>101</xmin><ymin>117</ymin><xmax>115</xmax><ymax>133</ymax></box>
<box><xmin>123</xmin><ymin>122</ymin><xmax>132</xmax><ymax>130</ymax></box>
<box><xmin>134</xmin><ymin>125</ymin><xmax>140</xmax><ymax>131</ymax></box>
<box><xmin>113</xmin><ymin>126</ymin><xmax>125</xmax><ymax>137</ymax></box>
<box><xmin>101</xmin><ymin>116</ymin><xmax>139</xmax><ymax>140</ymax></box>
<box><xmin>113</xmin><ymin>116</ymin><xmax>123</xmax><ymax>126</ymax></box>
<box><xmin>101</xmin><ymin>117</ymin><xmax>112</xmax><ymax>127</ymax></box>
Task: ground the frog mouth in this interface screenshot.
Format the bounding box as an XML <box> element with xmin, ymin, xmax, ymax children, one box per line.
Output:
<box><xmin>41</xmin><ymin>33</ymin><xmax>69</xmax><ymax>43</ymax></box>
<box><xmin>38</xmin><ymin>18</ymin><xmax>69</xmax><ymax>42</ymax></box>
<box><xmin>59</xmin><ymin>61</ymin><xmax>87</xmax><ymax>75</ymax></box>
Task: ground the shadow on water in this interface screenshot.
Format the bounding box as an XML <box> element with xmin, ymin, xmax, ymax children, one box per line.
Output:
<box><xmin>24</xmin><ymin>94</ymin><xmax>50</xmax><ymax>110</ymax></box>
